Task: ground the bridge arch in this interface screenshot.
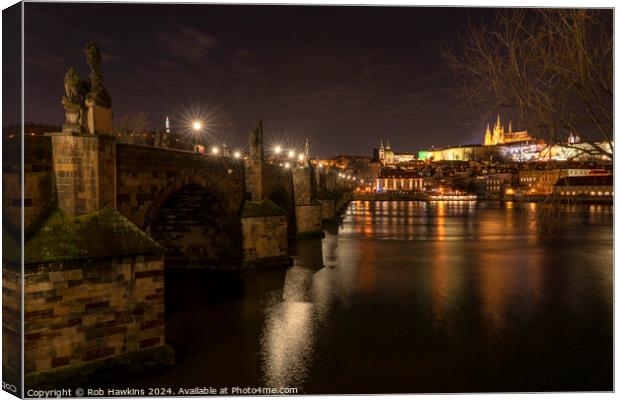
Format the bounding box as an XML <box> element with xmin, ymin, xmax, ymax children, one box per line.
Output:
<box><xmin>144</xmin><ymin>182</ymin><xmax>242</xmax><ymax>267</ymax></box>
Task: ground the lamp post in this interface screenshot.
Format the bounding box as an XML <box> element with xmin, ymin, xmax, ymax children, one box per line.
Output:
<box><xmin>192</xmin><ymin>121</ymin><xmax>202</xmax><ymax>152</ymax></box>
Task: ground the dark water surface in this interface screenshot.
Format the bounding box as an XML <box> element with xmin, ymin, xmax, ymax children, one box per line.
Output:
<box><xmin>130</xmin><ymin>201</ymin><xmax>613</xmax><ymax>393</ymax></box>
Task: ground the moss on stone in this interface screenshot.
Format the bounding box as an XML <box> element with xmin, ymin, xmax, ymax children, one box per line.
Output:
<box><xmin>241</xmin><ymin>198</ymin><xmax>286</xmax><ymax>218</ymax></box>
<box><xmin>24</xmin><ymin>205</ymin><xmax>163</xmax><ymax>264</ymax></box>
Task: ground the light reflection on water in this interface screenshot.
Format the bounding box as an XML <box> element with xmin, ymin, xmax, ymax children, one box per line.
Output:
<box><xmin>126</xmin><ymin>200</ymin><xmax>612</xmax><ymax>393</ymax></box>
<box><xmin>258</xmin><ymin>200</ymin><xmax>612</xmax><ymax>392</ymax></box>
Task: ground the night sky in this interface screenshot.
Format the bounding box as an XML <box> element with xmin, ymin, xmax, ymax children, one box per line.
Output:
<box><xmin>23</xmin><ymin>3</ymin><xmax>496</xmax><ymax>157</ymax></box>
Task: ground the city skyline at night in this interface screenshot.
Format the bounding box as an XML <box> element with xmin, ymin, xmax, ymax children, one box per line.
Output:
<box><xmin>2</xmin><ymin>2</ymin><xmax>614</xmax><ymax>396</ymax></box>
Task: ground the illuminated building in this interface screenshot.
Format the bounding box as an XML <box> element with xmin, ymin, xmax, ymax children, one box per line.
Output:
<box><xmin>553</xmin><ymin>175</ymin><xmax>613</xmax><ymax>199</ymax></box>
<box><xmin>394</xmin><ymin>152</ymin><xmax>416</xmax><ymax>164</ymax></box>
<box><xmin>376</xmin><ymin>140</ymin><xmax>417</xmax><ymax>166</ymax></box>
<box><xmin>483</xmin><ymin>114</ymin><xmax>533</xmax><ymax>146</ymax></box>
<box><xmin>519</xmin><ymin>168</ymin><xmax>590</xmax><ymax>194</ymax></box>
<box><xmin>477</xmin><ymin>173</ymin><xmax>513</xmax><ymax>195</ymax></box>
<box><xmin>418</xmin><ymin>150</ymin><xmax>434</xmax><ymax>161</ymax></box>
<box><xmin>538</xmin><ymin>141</ymin><xmax>613</xmax><ymax>161</ymax></box>
<box><xmin>378</xmin><ymin>140</ymin><xmax>395</xmax><ymax>165</ymax></box>
<box><xmin>387</xmin><ymin>116</ymin><xmax>612</xmax><ymax>164</ymax></box>
<box><xmin>375</xmin><ymin>169</ymin><xmax>425</xmax><ymax>192</ymax></box>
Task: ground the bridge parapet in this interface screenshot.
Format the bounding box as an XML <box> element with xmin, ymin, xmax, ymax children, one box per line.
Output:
<box><xmin>115</xmin><ymin>144</ymin><xmax>245</xmax><ymax>230</ymax></box>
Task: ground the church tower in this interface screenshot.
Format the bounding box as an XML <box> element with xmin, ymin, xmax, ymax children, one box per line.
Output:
<box><xmin>492</xmin><ymin>114</ymin><xmax>504</xmax><ymax>145</ymax></box>
<box><xmin>384</xmin><ymin>140</ymin><xmax>394</xmax><ymax>165</ymax></box>
<box><xmin>484</xmin><ymin>123</ymin><xmax>492</xmax><ymax>146</ymax></box>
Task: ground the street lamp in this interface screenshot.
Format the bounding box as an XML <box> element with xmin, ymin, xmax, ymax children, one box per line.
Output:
<box><xmin>192</xmin><ymin>121</ymin><xmax>202</xmax><ymax>152</ymax></box>
<box><xmin>274</xmin><ymin>145</ymin><xmax>282</xmax><ymax>155</ymax></box>
<box><xmin>288</xmin><ymin>150</ymin><xmax>295</xmax><ymax>159</ymax></box>
<box><xmin>233</xmin><ymin>151</ymin><xmax>241</xmax><ymax>159</ymax></box>
<box><xmin>298</xmin><ymin>154</ymin><xmax>305</xmax><ymax>162</ymax></box>
<box><xmin>211</xmin><ymin>146</ymin><xmax>219</xmax><ymax>155</ymax></box>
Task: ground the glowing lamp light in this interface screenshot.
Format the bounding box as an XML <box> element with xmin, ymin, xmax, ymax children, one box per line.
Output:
<box><xmin>288</xmin><ymin>150</ymin><xmax>295</xmax><ymax>159</ymax></box>
<box><xmin>233</xmin><ymin>151</ymin><xmax>241</xmax><ymax>159</ymax></box>
<box><xmin>192</xmin><ymin>121</ymin><xmax>202</xmax><ymax>131</ymax></box>
<box><xmin>274</xmin><ymin>146</ymin><xmax>282</xmax><ymax>154</ymax></box>
<box><xmin>284</xmin><ymin>162</ymin><xmax>291</xmax><ymax>169</ymax></box>
<box><xmin>211</xmin><ymin>146</ymin><xmax>219</xmax><ymax>155</ymax></box>
<box><xmin>298</xmin><ymin>154</ymin><xmax>305</xmax><ymax>162</ymax></box>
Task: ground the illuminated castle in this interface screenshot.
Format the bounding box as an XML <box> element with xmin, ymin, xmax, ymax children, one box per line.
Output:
<box><xmin>483</xmin><ymin>115</ymin><xmax>532</xmax><ymax>146</ymax></box>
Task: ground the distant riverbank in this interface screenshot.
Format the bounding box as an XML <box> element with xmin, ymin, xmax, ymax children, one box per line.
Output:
<box><xmin>353</xmin><ymin>192</ymin><xmax>612</xmax><ymax>205</ymax></box>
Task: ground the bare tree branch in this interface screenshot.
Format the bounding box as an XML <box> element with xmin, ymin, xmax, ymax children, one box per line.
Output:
<box><xmin>441</xmin><ymin>9</ymin><xmax>613</xmax><ymax>158</ymax></box>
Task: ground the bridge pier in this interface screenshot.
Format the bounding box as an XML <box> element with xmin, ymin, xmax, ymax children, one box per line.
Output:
<box><xmin>292</xmin><ymin>166</ymin><xmax>324</xmax><ymax>238</ymax></box>
<box><xmin>316</xmin><ymin>168</ymin><xmax>339</xmax><ymax>221</ymax></box>
<box><xmin>21</xmin><ymin>208</ymin><xmax>174</xmax><ymax>387</ymax></box>
<box><xmin>14</xmin><ymin>43</ymin><xmax>175</xmax><ymax>388</ymax></box>
<box><xmin>240</xmin><ymin>199</ymin><xmax>292</xmax><ymax>268</ymax></box>
<box><xmin>242</xmin><ymin>123</ymin><xmax>294</xmax><ymax>267</ymax></box>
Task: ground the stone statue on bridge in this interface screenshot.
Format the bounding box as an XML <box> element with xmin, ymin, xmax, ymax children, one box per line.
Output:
<box><xmin>84</xmin><ymin>41</ymin><xmax>112</xmax><ymax>108</ymax></box>
<box><xmin>61</xmin><ymin>67</ymin><xmax>87</xmax><ymax>134</ymax></box>
<box><xmin>60</xmin><ymin>41</ymin><xmax>113</xmax><ymax>135</ymax></box>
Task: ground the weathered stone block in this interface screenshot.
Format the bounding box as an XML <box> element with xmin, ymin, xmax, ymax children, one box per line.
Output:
<box><xmin>22</xmin><ymin>252</ymin><xmax>170</xmax><ymax>386</ymax></box>
<box><xmin>295</xmin><ymin>203</ymin><xmax>323</xmax><ymax>237</ymax></box>
<box><xmin>241</xmin><ymin>213</ymin><xmax>288</xmax><ymax>263</ymax></box>
<box><xmin>50</xmin><ymin>134</ymin><xmax>116</xmax><ymax>216</ymax></box>
<box><xmin>85</xmin><ymin>103</ymin><xmax>113</xmax><ymax>135</ymax></box>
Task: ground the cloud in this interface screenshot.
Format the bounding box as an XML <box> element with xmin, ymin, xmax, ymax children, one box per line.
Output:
<box><xmin>157</xmin><ymin>26</ymin><xmax>218</xmax><ymax>62</ymax></box>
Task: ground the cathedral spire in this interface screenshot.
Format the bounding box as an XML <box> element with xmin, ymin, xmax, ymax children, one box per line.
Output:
<box><xmin>484</xmin><ymin>123</ymin><xmax>492</xmax><ymax>146</ymax></box>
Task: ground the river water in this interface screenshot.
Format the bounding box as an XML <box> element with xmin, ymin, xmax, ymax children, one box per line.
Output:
<box><xmin>131</xmin><ymin>200</ymin><xmax>613</xmax><ymax>393</ymax></box>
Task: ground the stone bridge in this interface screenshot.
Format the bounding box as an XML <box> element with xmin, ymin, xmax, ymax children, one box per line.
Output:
<box><xmin>3</xmin><ymin>125</ymin><xmax>349</xmax><ymax>388</ymax></box>
<box><xmin>4</xmin><ymin>126</ymin><xmax>339</xmax><ymax>268</ymax></box>
<box><xmin>1</xmin><ymin>42</ymin><xmax>351</xmax><ymax>391</ymax></box>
